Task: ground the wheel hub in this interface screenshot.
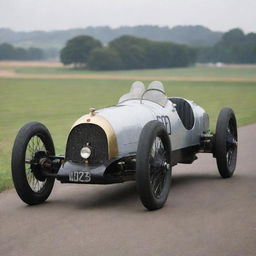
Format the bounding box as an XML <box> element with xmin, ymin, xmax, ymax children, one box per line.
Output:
<box><xmin>225</xmin><ymin>121</ymin><xmax>238</xmax><ymax>167</ymax></box>
<box><xmin>31</xmin><ymin>151</ymin><xmax>48</xmax><ymax>182</ymax></box>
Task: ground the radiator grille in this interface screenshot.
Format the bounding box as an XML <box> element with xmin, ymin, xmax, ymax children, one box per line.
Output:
<box><xmin>65</xmin><ymin>124</ymin><xmax>108</xmax><ymax>164</ymax></box>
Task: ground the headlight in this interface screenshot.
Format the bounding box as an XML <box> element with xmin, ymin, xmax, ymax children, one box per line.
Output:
<box><xmin>80</xmin><ymin>146</ymin><xmax>91</xmax><ymax>159</ymax></box>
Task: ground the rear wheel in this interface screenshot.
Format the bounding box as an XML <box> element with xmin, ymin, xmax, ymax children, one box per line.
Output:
<box><xmin>215</xmin><ymin>108</ymin><xmax>238</xmax><ymax>178</ymax></box>
<box><xmin>11</xmin><ymin>122</ymin><xmax>55</xmax><ymax>205</ymax></box>
<box><xmin>136</xmin><ymin>121</ymin><xmax>172</xmax><ymax>210</ymax></box>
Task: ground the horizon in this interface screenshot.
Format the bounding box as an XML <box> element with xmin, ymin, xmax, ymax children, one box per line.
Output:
<box><xmin>0</xmin><ymin>24</ymin><xmax>252</xmax><ymax>34</ymax></box>
<box><xmin>0</xmin><ymin>0</ymin><xmax>255</xmax><ymax>33</ymax></box>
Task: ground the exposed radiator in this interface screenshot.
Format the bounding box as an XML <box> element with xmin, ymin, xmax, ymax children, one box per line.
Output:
<box><xmin>65</xmin><ymin>124</ymin><xmax>108</xmax><ymax>164</ymax></box>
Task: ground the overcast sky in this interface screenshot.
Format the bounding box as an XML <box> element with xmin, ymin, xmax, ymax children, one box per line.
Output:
<box><xmin>0</xmin><ymin>0</ymin><xmax>255</xmax><ymax>33</ymax></box>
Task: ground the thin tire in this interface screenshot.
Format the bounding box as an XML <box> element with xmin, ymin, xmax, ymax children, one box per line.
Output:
<box><xmin>136</xmin><ymin>120</ymin><xmax>172</xmax><ymax>210</ymax></box>
<box><xmin>11</xmin><ymin>122</ymin><xmax>55</xmax><ymax>205</ymax></box>
<box><xmin>215</xmin><ymin>108</ymin><xmax>238</xmax><ymax>178</ymax></box>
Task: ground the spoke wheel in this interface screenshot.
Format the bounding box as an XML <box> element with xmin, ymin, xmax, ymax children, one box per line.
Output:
<box><xmin>149</xmin><ymin>137</ymin><xmax>168</xmax><ymax>199</ymax></box>
<box><xmin>215</xmin><ymin>108</ymin><xmax>238</xmax><ymax>178</ymax></box>
<box><xmin>25</xmin><ymin>136</ymin><xmax>47</xmax><ymax>192</ymax></box>
<box><xmin>12</xmin><ymin>122</ymin><xmax>55</xmax><ymax>205</ymax></box>
<box><xmin>136</xmin><ymin>121</ymin><xmax>171</xmax><ymax>210</ymax></box>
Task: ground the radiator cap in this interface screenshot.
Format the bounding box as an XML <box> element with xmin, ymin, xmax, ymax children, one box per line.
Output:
<box><xmin>89</xmin><ymin>108</ymin><xmax>96</xmax><ymax>116</ymax></box>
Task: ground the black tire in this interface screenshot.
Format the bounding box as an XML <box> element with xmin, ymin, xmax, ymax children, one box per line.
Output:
<box><xmin>136</xmin><ymin>120</ymin><xmax>172</xmax><ymax>210</ymax></box>
<box><xmin>11</xmin><ymin>122</ymin><xmax>55</xmax><ymax>205</ymax></box>
<box><xmin>215</xmin><ymin>108</ymin><xmax>238</xmax><ymax>178</ymax></box>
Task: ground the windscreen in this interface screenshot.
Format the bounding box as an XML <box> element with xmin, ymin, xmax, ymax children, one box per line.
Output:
<box><xmin>141</xmin><ymin>81</ymin><xmax>168</xmax><ymax>107</ymax></box>
<box><xmin>118</xmin><ymin>81</ymin><xmax>168</xmax><ymax>107</ymax></box>
<box><xmin>118</xmin><ymin>81</ymin><xmax>145</xmax><ymax>103</ymax></box>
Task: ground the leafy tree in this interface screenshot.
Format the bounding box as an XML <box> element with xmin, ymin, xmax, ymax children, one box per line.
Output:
<box><xmin>15</xmin><ymin>47</ymin><xmax>27</xmax><ymax>60</ymax></box>
<box><xmin>198</xmin><ymin>29</ymin><xmax>256</xmax><ymax>64</ymax></box>
<box><xmin>221</xmin><ymin>28</ymin><xmax>244</xmax><ymax>46</ymax></box>
<box><xmin>0</xmin><ymin>43</ymin><xmax>16</xmax><ymax>60</ymax></box>
<box><xmin>60</xmin><ymin>34</ymin><xmax>196</xmax><ymax>70</ymax></box>
<box><xmin>88</xmin><ymin>47</ymin><xmax>123</xmax><ymax>70</ymax></box>
<box><xmin>44</xmin><ymin>47</ymin><xmax>59</xmax><ymax>60</ymax></box>
<box><xmin>27</xmin><ymin>47</ymin><xmax>44</xmax><ymax>60</ymax></box>
<box><xmin>60</xmin><ymin>35</ymin><xmax>102</xmax><ymax>66</ymax></box>
<box><xmin>0</xmin><ymin>43</ymin><xmax>44</xmax><ymax>60</ymax></box>
<box><xmin>109</xmin><ymin>36</ymin><xmax>151</xmax><ymax>69</ymax></box>
<box><xmin>109</xmin><ymin>35</ymin><xmax>196</xmax><ymax>70</ymax></box>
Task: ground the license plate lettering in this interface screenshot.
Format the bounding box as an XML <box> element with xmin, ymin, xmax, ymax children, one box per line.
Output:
<box><xmin>69</xmin><ymin>171</ymin><xmax>91</xmax><ymax>183</ymax></box>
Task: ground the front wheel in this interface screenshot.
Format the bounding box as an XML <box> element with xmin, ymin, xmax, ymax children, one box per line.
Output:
<box><xmin>215</xmin><ymin>108</ymin><xmax>238</xmax><ymax>178</ymax></box>
<box><xmin>136</xmin><ymin>121</ymin><xmax>172</xmax><ymax>210</ymax></box>
<box><xmin>11</xmin><ymin>122</ymin><xmax>55</xmax><ymax>205</ymax></box>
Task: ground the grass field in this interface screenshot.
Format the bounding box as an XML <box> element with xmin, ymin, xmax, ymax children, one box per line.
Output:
<box><xmin>13</xmin><ymin>65</ymin><xmax>256</xmax><ymax>79</ymax></box>
<box><xmin>1</xmin><ymin>62</ymin><xmax>256</xmax><ymax>192</ymax></box>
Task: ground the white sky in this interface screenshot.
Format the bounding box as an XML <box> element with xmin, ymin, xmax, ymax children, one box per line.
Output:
<box><xmin>0</xmin><ymin>0</ymin><xmax>255</xmax><ymax>32</ymax></box>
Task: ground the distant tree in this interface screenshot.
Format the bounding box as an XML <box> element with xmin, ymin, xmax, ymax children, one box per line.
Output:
<box><xmin>60</xmin><ymin>34</ymin><xmax>196</xmax><ymax>70</ymax></box>
<box><xmin>0</xmin><ymin>25</ymin><xmax>223</xmax><ymax>49</ymax></box>
<box><xmin>221</xmin><ymin>28</ymin><xmax>244</xmax><ymax>46</ymax></box>
<box><xmin>198</xmin><ymin>28</ymin><xmax>256</xmax><ymax>64</ymax></box>
<box><xmin>0</xmin><ymin>43</ymin><xmax>16</xmax><ymax>60</ymax></box>
<box><xmin>15</xmin><ymin>47</ymin><xmax>27</xmax><ymax>60</ymax></box>
<box><xmin>147</xmin><ymin>42</ymin><xmax>196</xmax><ymax>68</ymax></box>
<box><xmin>0</xmin><ymin>43</ymin><xmax>45</xmax><ymax>60</ymax></box>
<box><xmin>43</xmin><ymin>47</ymin><xmax>59</xmax><ymax>60</ymax></box>
<box><xmin>109</xmin><ymin>36</ymin><xmax>151</xmax><ymax>69</ymax></box>
<box><xmin>88</xmin><ymin>47</ymin><xmax>123</xmax><ymax>70</ymax></box>
<box><xmin>109</xmin><ymin>35</ymin><xmax>196</xmax><ymax>70</ymax></box>
<box><xmin>27</xmin><ymin>47</ymin><xmax>44</xmax><ymax>60</ymax></box>
<box><xmin>60</xmin><ymin>35</ymin><xmax>102</xmax><ymax>66</ymax></box>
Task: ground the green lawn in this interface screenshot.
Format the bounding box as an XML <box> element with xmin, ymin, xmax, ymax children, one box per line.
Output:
<box><xmin>13</xmin><ymin>65</ymin><xmax>256</xmax><ymax>79</ymax></box>
<box><xmin>1</xmin><ymin>77</ymin><xmax>256</xmax><ymax>192</ymax></box>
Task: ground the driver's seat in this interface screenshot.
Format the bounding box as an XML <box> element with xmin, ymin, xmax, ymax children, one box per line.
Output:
<box><xmin>169</xmin><ymin>97</ymin><xmax>195</xmax><ymax>130</ymax></box>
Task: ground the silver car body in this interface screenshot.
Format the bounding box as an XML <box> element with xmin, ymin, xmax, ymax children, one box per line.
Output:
<box><xmin>71</xmin><ymin>81</ymin><xmax>209</xmax><ymax>159</ymax></box>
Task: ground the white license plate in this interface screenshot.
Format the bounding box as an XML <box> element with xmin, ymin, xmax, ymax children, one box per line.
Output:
<box><xmin>69</xmin><ymin>171</ymin><xmax>91</xmax><ymax>183</ymax></box>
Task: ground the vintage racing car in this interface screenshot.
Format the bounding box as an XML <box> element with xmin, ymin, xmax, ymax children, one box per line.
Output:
<box><xmin>11</xmin><ymin>81</ymin><xmax>238</xmax><ymax>210</ymax></box>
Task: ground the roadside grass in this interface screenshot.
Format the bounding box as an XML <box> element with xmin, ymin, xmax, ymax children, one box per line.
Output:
<box><xmin>14</xmin><ymin>65</ymin><xmax>256</xmax><ymax>79</ymax></box>
<box><xmin>1</xmin><ymin>77</ymin><xmax>256</xmax><ymax>192</ymax></box>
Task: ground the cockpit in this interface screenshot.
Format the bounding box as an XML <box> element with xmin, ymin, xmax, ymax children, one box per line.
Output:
<box><xmin>118</xmin><ymin>81</ymin><xmax>168</xmax><ymax>107</ymax></box>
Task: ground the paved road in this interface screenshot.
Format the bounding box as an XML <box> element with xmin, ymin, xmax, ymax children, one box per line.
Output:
<box><xmin>0</xmin><ymin>124</ymin><xmax>255</xmax><ymax>256</ymax></box>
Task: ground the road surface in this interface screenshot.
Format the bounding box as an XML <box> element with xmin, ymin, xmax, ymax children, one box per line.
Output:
<box><xmin>0</xmin><ymin>124</ymin><xmax>255</xmax><ymax>256</ymax></box>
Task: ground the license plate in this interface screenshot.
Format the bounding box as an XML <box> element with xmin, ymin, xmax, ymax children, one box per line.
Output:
<box><xmin>69</xmin><ymin>171</ymin><xmax>91</xmax><ymax>183</ymax></box>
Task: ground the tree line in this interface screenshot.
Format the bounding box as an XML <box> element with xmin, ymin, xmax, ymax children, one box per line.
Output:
<box><xmin>0</xmin><ymin>43</ymin><xmax>45</xmax><ymax>60</ymax></box>
<box><xmin>198</xmin><ymin>29</ymin><xmax>256</xmax><ymax>64</ymax></box>
<box><xmin>60</xmin><ymin>28</ymin><xmax>256</xmax><ymax>70</ymax></box>
<box><xmin>1</xmin><ymin>28</ymin><xmax>255</xmax><ymax>67</ymax></box>
<box><xmin>60</xmin><ymin>35</ymin><xmax>197</xmax><ymax>70</ymax></box>
<box><xmin>0</xmin><ymin>25</ymin><xmax>222</xmax><ymax>48</ymax></box>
